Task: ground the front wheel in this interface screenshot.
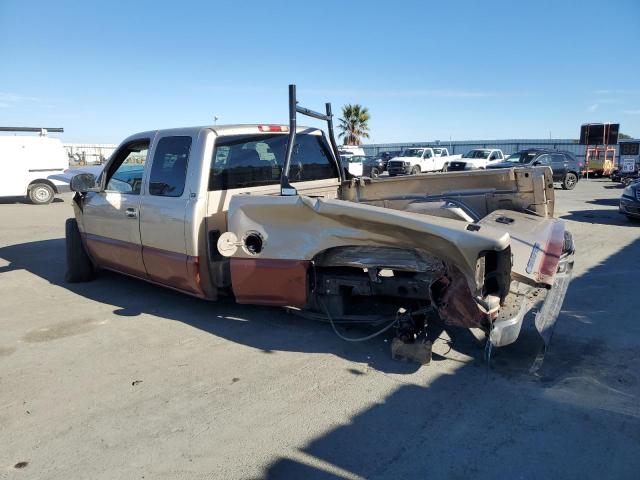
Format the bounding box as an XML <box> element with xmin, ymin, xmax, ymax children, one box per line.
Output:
<box><xmin>562</xmin><ymin>172</ymin><xmax>578</xmax><ymax>190</ymax></box>
<box><xmin>28</xmin><ymin>183</ymin><xmax>54</xmax><ymax>205</ymax></box>
<box><xmin>411</xmin><ymin>166</ymin><xmax>421</xmax><ymax>175</ymax></box>
<box><xmin>370</xmin><ymin>167</ymin><xmax>380</xmax><ymax>178</ymax></box>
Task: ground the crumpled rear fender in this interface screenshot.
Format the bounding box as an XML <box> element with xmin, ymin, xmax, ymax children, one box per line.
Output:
<box><xmin>223</xmin><ymin>195</ymin><xmax>511</xmax><ymax>306</ymax></box>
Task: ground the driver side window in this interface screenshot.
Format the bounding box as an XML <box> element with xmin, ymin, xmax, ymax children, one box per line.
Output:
<box><xmin>104</xmin><ymin>141</ymin><xmax>150</xmax><ymax>195</ymax></box>
<box><xmin>536</xmin><ymin>154</ymin><xmax>551</xmax><ymax>165</ymax></box>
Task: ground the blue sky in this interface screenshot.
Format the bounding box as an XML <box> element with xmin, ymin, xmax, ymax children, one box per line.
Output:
<box><xmin>1</xmin><ymin>0</ymin><xmax>639</xmax><ymax>144</ymax></box>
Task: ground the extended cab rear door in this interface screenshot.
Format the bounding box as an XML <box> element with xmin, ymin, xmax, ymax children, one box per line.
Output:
<box><xmin>138</xmin><ymin>133</ymin><xmax>201</xmax><ymax>295</ymax></box>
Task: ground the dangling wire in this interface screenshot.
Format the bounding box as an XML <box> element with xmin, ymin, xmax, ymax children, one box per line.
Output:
<box><xmin>319</xmin><ymin>298</ymin><xmax>399</xmax><ymax>343</ymax></box>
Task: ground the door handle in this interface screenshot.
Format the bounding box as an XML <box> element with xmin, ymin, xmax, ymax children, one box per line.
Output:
<box><xmin>125</xmin><ymin>207</ymin><xmax>138</xmax><ymax>218</ymax></box>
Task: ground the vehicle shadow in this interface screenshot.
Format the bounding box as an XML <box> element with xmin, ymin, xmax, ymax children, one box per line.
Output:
<box><xmin>586</xmin><ymin>197</ymin><xmax>620</xmax><ymax>207</ymax></box>
<box><xmin>560</xmin><ymin>208</ymin><xmax>637</xmax><ymax>227</ymax></box>
<box><xmin>2</xmin><ymin>238</ymin><xmax>639</xmax><ymax>477</ymax></box>
<box><xmin>0</xmin><ymin>238</ymin><xmax>467</xmax><ymax>374</ymax></box>
<box><xmin>0</xmin><ymin>196</ymin><xmax>65</xmax><ymax>205</ymax></box>
<box><xmin>0</xmin><ymin>237</ymin><xmax>558</xmax><ymax>376</ymax></box>
<box><xmin>259</xmin><ymin>237</ymin><xmax>640</xmax><ymax>479</ymax></box>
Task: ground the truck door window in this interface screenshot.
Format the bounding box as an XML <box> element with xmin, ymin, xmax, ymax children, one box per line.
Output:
<box><xmin>104</xmin><ymin>141</ymin><xmax>149</xmax><ymax>194</ymax></box>
<box><xmin>209</xmin><ymin>133</ymin><xmax>339</xmax><ymax>190</ymax></box>
<box><xmin>149</xmin><ymin>136</ymin><xmax>192</xmax><ymax>197</ymax></box>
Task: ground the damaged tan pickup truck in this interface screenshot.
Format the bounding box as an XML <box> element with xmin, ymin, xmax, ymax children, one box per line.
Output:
<box><xmin>66</xmin><ymin>85</ymin><xmax>573</xmax><ymax>360</ymax></box>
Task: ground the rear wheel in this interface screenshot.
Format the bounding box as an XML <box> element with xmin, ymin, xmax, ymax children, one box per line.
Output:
<box><xmin>65</xmin><ymin>218</ymin><xmax>95</xmax><ymax>283</ymax></box>
<box><xmin>28</xmin><ymin>183</ymin><xmax>54</xmax><ymax>205</ymax></box>
<box><xmin>562</xmin><ymin>172</ymin><xmax>578</xmax><ymax>190</ymax></box>
<box><xmin>411</xmin><ymin>166</ymin><xmax>421</xmax><ymax>175</ymax></box>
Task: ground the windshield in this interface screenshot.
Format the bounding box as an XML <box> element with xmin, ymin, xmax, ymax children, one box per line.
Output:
<box><xmin>506</xmin><ymin>151</ymin><xmax>538</xmax><ymax>164</ymax></box>
<box><xmin>401</xmin><ymin>148</ymin><xmax>424</xmax><ymax>158</ymax></box>
<box><xmin>462</xmin><ymin>150</ymin><xmax>490</xmax><ymax>159</ymax></box>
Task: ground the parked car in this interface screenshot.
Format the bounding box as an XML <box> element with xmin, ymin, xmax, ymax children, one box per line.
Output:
<box><xmin>619</xmin><ymin>179</ymin><xmax>640</xmax><ymax>221</ymax></box>
<box><xmin>487</xmin><ymin>149</ymin><xmax>582</xmax><ymax>190</ymax></box>
<box><xmin>0</xmin><ymin>130</ymin><xmax>70</xmax><ymax>204</ymax></box>
<box><xmin>362</xmin><ymin>155</ymin><xmax>387</xmax><ymax>177</ymax></box>
<box><xmin>65</xmin><ymin>85</ymin><xmax>574</xmax><ymax>356</ymax></box>
<box><xmin>447</xmin><ymin>149</ymin><xmax>506</xmax><ymax>171</ymax></box>
<box><xmin>387</xmin><ymin>147</ymin><xmax>461</xmax><ymax>176</ymax></box>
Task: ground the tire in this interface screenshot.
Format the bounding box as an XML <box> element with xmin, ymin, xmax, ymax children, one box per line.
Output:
<box><xmin>562</xmin><ymin>172</ymin><xmax>578</xmax><ymax>190</ymax></box>
<box><xmin>28</xmin><ymin>183</ymin><xmax>54</xmax><ymax>205</ymax></box>
<box><xmin>370</xmin><ymin>167</ymin><xmax>380</xmax><ymax>178</ymax></box>
<box><xmin>65</xmin><ymin>218</ymin><xmax>95</xmax><ymax>283</ymax></box>
<box><xmin>411</xmin><ymin>166</ymin><xmax>421</xmax><ymax>175</ymax></box>
<box><xmin>442</xmin><ymin>163</ymin><xmax>449</xmax><ymax>172</ymax></box>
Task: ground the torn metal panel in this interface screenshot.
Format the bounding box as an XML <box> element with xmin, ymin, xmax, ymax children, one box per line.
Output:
<box><xmin>313</xmin><ymin>246</ymin><xmax>443</xmax><ymax>273</ymax></box>
<box><xmin>430</xmin><ymin>265</ymin><xmax>487</xmax><ymax>329</ymax></box>
<box><xmin>225</xmin><ymin>194</ymin><xmax>510</xmax><ymax>293</ymax></box>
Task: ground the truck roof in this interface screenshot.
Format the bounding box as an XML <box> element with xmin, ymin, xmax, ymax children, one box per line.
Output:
<box><xmin>123</xmin><ymin>124</ymin><xmax>322</xmax><ymax>142</ymax></box>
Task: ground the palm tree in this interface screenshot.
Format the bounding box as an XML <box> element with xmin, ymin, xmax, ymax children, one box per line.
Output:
<box><xmin>338</xmin><ymin>104</ymin><xmax>370</xmax><ymax>146</ymax></box>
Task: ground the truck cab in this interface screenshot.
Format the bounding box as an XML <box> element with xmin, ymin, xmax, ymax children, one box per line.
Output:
<box><xmin>68</xmin><ymin>125</ymin><xmax>341</xmax><ymax>297</ymax></box>
<box><xmin>387</xmin><ymin>147</ymin><xmax>458</xmax><ymax>176</ymax></box>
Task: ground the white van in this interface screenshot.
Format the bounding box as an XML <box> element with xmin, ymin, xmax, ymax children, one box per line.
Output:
<box><xmin>0</xmin><ymin>131</ymin><xmax>69</xmax><ymax>204</ymax></box>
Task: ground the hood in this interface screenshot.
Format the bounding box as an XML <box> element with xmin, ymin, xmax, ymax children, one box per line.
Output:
<box><xmin>457</xmin><ymin>157</ymin><xmax>488</xmax><ymax>165</ymax></box>
<box><xmin>48</xmin><ymin>165</ymin><xmax>105</xmax><ymax>183</ymax></box>
<box><xmin>486</xmin><ymin>161</ymin><xmax>517</xmax><ymax>169</ymax></box>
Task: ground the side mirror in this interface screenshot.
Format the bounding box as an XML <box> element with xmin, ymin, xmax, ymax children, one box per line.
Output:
<box><xmin>70</xmin><ymin>173</ymin><xmax>100</xmax><ymax>192</ymax></box>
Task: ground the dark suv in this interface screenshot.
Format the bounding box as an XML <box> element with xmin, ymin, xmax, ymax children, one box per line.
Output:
<box><xmin>487</xmin><ymin>149</ymin><xmax>582</xmax><ymax>190</ymax></box>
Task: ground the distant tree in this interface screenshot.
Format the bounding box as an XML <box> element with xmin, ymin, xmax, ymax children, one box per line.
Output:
<box><xmin>338</xmin><ymin>104</ymin><xmax>370</xmax><ymax>146</ymax></box>
<box><xmin>619</xmin><ymin>132</ymin><xmax>633</xmax><ymax>140</ymax></box>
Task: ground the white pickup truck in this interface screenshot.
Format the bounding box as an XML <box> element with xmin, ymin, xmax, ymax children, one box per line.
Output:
<box><xmin>446</xmin><ymin>149</ymin><xmax>505</xmax><ymax>171</ymax></box>
<box><xmin>387</xmin><ymin>147</ymin><xmax>461</xmax><ymax>176</ymax></box>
